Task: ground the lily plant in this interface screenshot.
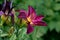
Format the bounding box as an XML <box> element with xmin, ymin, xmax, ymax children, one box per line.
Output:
<box><xmin>0</xmin><ymin>0</ymin><xmax>48</xmax><ymax>40</ymax></box>
<box><xmin>18</xmin><ymin>6</ymin><xmax>47</xmax><ymax>34</ymax></box>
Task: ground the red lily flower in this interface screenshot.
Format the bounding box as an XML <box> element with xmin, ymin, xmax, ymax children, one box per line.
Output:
<box><xmin>18</xmin><ymin>6</ymin><xmax>47</xmax><ymax>34</ymax></box>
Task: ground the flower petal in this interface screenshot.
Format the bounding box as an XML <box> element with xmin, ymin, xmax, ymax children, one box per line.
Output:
<box><xmin>27</xmin><ymin>23</ymin><xmax>34</xmax><ymax>34</ymax></box>
<box><xmin>28</xmin><ymin>6</ymin><xmax>36</xmax><ymax>19</ymax></box>
<box><xmin>0</xmin><ymin>11</ymin><xmax>4</xmax><ymax>16</ymax></box>
<box><xmin>5</xmin><ymin>1</ymin><xmax>10</xmax><ymax>9</ymax></box>
<box><xmin>18</xmin><ymin>10</ymin><xmax>27</xmax><ymax>19</ymax></box>
<box><xmin>33</xmin><ymin>21</ymin><xmax>47</xmax><ymax>26</ymax></box>
<box><xmin>3</xmin><ymin>1</ymin><xmax>11</xmax><ymax>13</ymax></box>
<box><xmin>35</xmin><ymin>15</ymin><xmax>44</xmax><ymax>21</ymax></box>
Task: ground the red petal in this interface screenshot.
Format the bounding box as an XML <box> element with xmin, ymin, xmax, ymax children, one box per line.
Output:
<box><xmin>33</xmin><ymin>21</ymin><xmax>47</xmax><ymax>26</ymax></box>
<box><xmin>18</xmin><ymin>10</ymin><xmax>27</xmax><ymax>19</ymax></box>
<box><xmin>27</xmin><ymin>23</ymin><xmax>34</xmax><ymax>34</ymax></box>
<box><xmin>35</xmin><ymin>15</ymin><xmax>44</xmax><ymax>21</ymax></box>
<box><xmin>28</xmin><ymin>6</ymin><xmax>36</xmax><ymax>19</ymax></box>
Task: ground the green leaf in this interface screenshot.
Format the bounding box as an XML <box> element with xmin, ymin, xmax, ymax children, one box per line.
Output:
<box><xmin>48</xmin><ymin>21</ymin><xmax>60</xmax><ymax>32</ymax></box>
<box><xmin>0</xmin><ymin>33</ymin><xmax>8</xmax><ymax>37</ymax></box>
<box><xmin>55</xmin><ymin>0</ymin><xmax>60</xmax><ymax>2</ymax></box>
<box><xmin>18</xmin><ymin>28</ymin><xmax>27</xmax><ymax>40</ymax></box>
<box><xmin>9</xmin><ymin>34</ymin><xmax>16</xmax><ymax>40</ymax></box>
<box><xmin>31</xmin><ymin>26</ymin><xmax>48</xmax><ymax>40</ymax></box>
<box><xmin>0</xmin><ymin>29</ymin><xmax>3</xmax><ymax>34</ymax></box>
<box><xmin>0</xmin><ymin>38</ymin><xmax>3</xmax><ymax>40</ymax></box>
<box><xmin>44</xmin><ymin>8</ymin><xmax>54</xmax><ymax>16</ymax></box>
<box><xmin>55</xmin><ymin>21</ymin><xmax>60</xmax><ymax>32</ymax></box>
<box><xmin>48</xmin><ymin>21</ymin><xmax>56</xmax><ymax>31</ymax></box>
<box><xmin>53</xmin><ymin>3</ymin><xmax>60</xmax><ymax>10</ymax></box>
<box><xmin>44</xmin><ymin>0</ymin><xmax>53</xmax><ymax>8</ymax></box>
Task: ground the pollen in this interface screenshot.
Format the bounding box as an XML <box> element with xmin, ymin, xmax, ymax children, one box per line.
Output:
<box><xmin>27</xmin><ymin>17</ymin><xmax>31</xmax><ymax>22</ymax></box>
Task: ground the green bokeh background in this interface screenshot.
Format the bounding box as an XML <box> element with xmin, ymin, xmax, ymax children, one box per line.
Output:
<box><xmin>0</xmin><ymin>0</ymin><xmax>60</xmax><ymax>40</ymax></box>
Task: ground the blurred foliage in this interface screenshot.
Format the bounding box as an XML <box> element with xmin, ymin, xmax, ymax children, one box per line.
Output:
<box><xmin>0</xmin><ymin>0</ymin><xmax>60</xmax><ymax>40</ymax></box>
<box><xmin>42</xmin><ymin>29</ymin><xmax>60</xmax><ymax>40</ymax></box>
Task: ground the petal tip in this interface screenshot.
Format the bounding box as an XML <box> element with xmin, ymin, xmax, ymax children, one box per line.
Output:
<box><xmin>18</xmin><ymin>10</ymin><xmax>27</xmax><ymax>19</ymax></box>
<box><xmin>27</xmin><ymin>24</ymin><xmax>34</xmax><ymax>34</ymax></box>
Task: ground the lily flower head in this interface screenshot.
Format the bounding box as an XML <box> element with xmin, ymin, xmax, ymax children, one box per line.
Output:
<box><xmin>0</xmin><ymin>0</ymin><xmax>15</xmax><ymax>25</ymax></box>
<box><xmin>18</xmin><ymin>6</ymin><xmax>47</xmax><ymax>34</ymax></box>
